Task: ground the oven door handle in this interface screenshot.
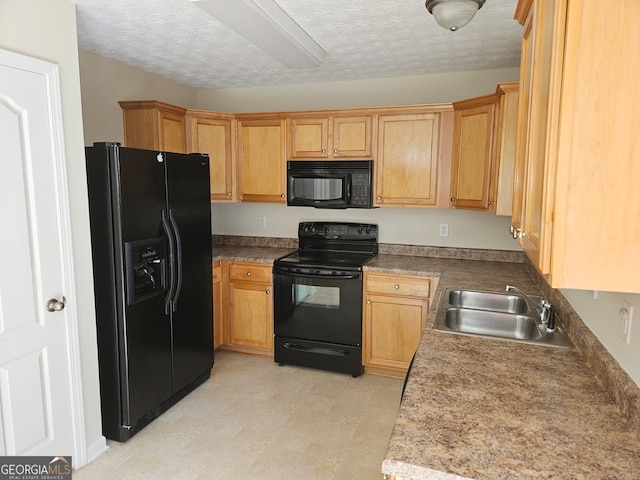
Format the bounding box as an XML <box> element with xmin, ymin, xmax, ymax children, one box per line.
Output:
<box><xmin>283</xmin><ymin>342</ymin><xmax>350</xmax><ymax>357</ymax></box>
<box><xmin>273</xmin><ymin>267</ymin><xmax>360</xmax><ymax>280</ymax></box>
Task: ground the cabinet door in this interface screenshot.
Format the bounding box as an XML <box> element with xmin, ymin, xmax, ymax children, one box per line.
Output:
<box><xmin>493</xmin><ymin>82</ymin><xmax>519</xmax><ymax>217</ymax></box>
<box><xmin>517</xmin><ymin>0</ymin><xmax>565</xmax><ymax>274</ymax></box>
<box><xmin>186</xmin><ymin>112</ymin><xmax>234</xmax><ymax>201</ymax></box>
<box><xmin>364</xmin><ymin>294</ymin><xmax>427</xmax><ymax>373</ymax></box>
<box><xmin>237</xmin><ymin>118</ymin><xmax>286</xmax><ymax>203</ymax></box>
<box><xmin>332</xmin><ymin>116</ymin><xmax>373</xmax><ymax>158</ymax></box>
<box><xmin>450</xmin><ymin>99</ymin><xmax>497</xmax><ymax>211</ymax></box>
<box><xmin>228</xmin><ymin>281</ymin><xmax>273</xmax><ymax>350</ymax></box>
<box><xmin>289</xmin><ymin>117</ymin><xmax>329</xmax><ymax>158</ymax></box>
<box><xmin>376</xmin><ymin>113</ymin><xmax>440</xmax><ymax>206</ymax></box>
<box><xmin>119</xmin><ymin>100</ymin><xmax>187</xmax><ymax>153</ymax></box>
<box><xmin>158</xmin><ymin>110</ymin><xmax>187</xmax><ymax>153</ymax></box>
<box><xmin>212</xmin><ymin>263</ymin><xmax>223</xmax><ymax>349</ymax></box>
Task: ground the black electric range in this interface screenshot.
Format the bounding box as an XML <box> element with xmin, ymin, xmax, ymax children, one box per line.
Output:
<box><xmin>272</xmin><ymin>222</ymin><xmax>378</xmax><ymax>377</ymax></box>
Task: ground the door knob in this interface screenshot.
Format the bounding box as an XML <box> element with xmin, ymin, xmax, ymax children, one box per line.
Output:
<box><xmin>45</xmin><ymin>296</ymin><xmax>66</xmax><ymax>312</ymax></box>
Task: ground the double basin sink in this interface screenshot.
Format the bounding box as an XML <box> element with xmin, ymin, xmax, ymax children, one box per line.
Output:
<box><xmin>433</xmin><ymin>288</ymin><xmax>572</xmax><ymax>348</ymax></box>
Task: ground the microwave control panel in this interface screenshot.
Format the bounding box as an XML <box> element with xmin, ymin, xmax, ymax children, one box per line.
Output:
<box><xmin>350</xmin><ymin>173</ymin><xmax>371</xmax><ymax>207</ymax></box>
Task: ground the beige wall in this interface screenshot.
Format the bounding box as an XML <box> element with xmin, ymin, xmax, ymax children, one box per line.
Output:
<box><xmin>197</xmin><ymin>67</ymin><xmax>520</xmax><ymax>113</ymax></box>
<box><xmin>0</xmin><ymin>0</ymin><xmax>104</xmax><ymax>463</ymax></box>
<box><xmin>79</xmin><ymin>50</ymin><xmax>198</xmax><ymax>146</ymax></box>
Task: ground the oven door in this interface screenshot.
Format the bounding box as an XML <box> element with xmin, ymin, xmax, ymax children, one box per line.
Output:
<box><xmin>287</xmin><ymin>172</ymin><xmax>349</xmax><ymax>208</ymax></box>
<box><xmin>273</xmin><ymin>265</ymin><xmax>362</xmax><ymax>346</ymax></box>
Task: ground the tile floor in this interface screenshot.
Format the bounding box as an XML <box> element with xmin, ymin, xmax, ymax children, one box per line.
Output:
<box><xmin>74</xmin><ymin>350</ymin><xmax>403</xmax><ymax>480</ymax></box>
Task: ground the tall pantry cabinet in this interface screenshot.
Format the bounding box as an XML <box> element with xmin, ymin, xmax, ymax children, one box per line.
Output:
<box><xmin>513</xmin><ymin>0</ymin><xmax>640</xmax><ymax>293</ymax></box>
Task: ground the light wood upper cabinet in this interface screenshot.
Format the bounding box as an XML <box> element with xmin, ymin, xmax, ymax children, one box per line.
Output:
<box><xmin>119</xmin><ymin>100</ymin><xmax>187</xmax><ymax>153</ymax></box>
<box><xmin>514</xmin><ymin>0</ymin><xmax>640</xmax><ymax>293</ymax></box>
<box><xmin>375</xmin><ymin>107</ymin><xmax>453</xmax><ymax>207</ymax></box>
<box><xmin>236</xmin><ymin>116</ymin><xmax>287</xmax><ymax>204</ymax></box>
<box><xmin>186</xmin><ymin>110</ymin><xmax>235</xmax><ymax>201</ymax></box>
<box><xmin>492</xmin><ymin>82</ymin><xmax>519</xmax><ymax>216</ymax></box>
<box><xmin>450</xmin><ymin>94</ymin><xmax>497</xmax><ymax>211</ymax></box>
<box><xmin>288</xmin><ymin>114</ymin><xmax>374</xmax><ymax>159</ymax></box>
<box><xmin>450</xmin><ymin>83</ymin><xmax>519</xmax><ymax>214</ymax></box>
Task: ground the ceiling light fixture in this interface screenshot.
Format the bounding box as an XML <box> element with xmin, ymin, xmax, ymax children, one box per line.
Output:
<box><xmin>425</xmin><ymin>0</ymin><xmax>486</xmax><ymax>31</ymax></box>
<box><xmin>191</xmin><ymin>0</ymin><xmax>326</xmax><ymax>68</ymax></box>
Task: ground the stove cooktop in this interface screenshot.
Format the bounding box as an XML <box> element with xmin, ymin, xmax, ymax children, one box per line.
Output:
<box><xmin>274</xmin><ymin>249</ymin><xmax>376</xmax><ymax>270</ymax></box>
<box><xmin>274</xmin><ymin>221</ymin><xmax>378</xmax><ymax>271</ymax></box>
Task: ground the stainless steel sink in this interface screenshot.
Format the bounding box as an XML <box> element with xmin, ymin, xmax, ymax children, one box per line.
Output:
<box><xmin>444</xmin><ymin>308</ymin><xmax>542</xmax><ymax>340</ymax></box>
<box><xmin>446</xmin><ymin>289</ymin><xmax>531</xmax><ymax>314</ymax></box>
<box><xmin>433</xmin><ymin>288</ymin><xmax>572</xmax><ymax>348</ymax></box>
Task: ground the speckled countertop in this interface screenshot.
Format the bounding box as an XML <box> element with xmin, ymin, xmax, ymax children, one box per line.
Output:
<box><xmin>366</xmin><ymin>255</ymin><xmax>640</xmax><ymax>480</ymax></box>
<box><xmin>212</xmin><ymin>243</ymin><xmax>640</xmax><ymax>479</ymax></box>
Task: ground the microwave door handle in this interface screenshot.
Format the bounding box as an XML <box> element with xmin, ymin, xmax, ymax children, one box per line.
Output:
<box><xmin>345</xmin><ymin>175</ymin><xmax>352</xmax><ymax>205</ymax></box>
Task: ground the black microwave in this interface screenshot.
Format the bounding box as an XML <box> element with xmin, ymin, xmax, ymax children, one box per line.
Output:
<box><xmin>287</xmin><ymin>160</ymin><xmax>374</xmax><ymax>209</ymax></box>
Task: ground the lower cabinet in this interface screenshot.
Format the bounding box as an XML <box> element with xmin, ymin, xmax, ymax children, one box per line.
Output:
<box><xmin>223</xmin><ymin>261</ymin><xmax>274</xmax><ymax>356</ymax></box>
<box><xmin>212</xmin><ymin>261</ymin><xmax>223</xmax><ymax>350</ymax></box>
<box><xmin>363</xmin><ymin>273</ymin><xmax>435</xmax><ymax>378</ymax></box>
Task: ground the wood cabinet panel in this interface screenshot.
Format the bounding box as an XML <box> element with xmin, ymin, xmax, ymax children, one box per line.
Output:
<box><xmin>493</xmin><ymin>82</ymin><xmax>519</xmax><ymax>216</ymax></box>
<box><xmin>450</xmin><ymin>96</ymin><xmax>497</xmax><ymax>211</ymax></box>
<box><xmin>119</xmin><ymin>100</ymin><xmax>187</xmax><ymax>153</ymax></box>
<box><xmin>237</xmin><ymin>117</ymin><xmax>286</xmax><ymax>203</ymax></box>
<box><xmin>514</xmin><ymin>0</ymin><xmax>640</xmax><ymax>292</ymax></box>
<box><xmin>228</xmin><ymin>281</ymin><xmax>273</xmax><ymax>350</ymax></box>
<box><xmin>363</xmin><ymin>273</ymin><xmax>433</xmax><ymax>378</ymax></box>
<box><xmin>376</xmin><ymin>113</ymin><xmax>440</xmax><ymax>206</ymax></box>
<box><xmin>186</xmin><ymin>111</ymin><xmax>235</xmax><ymax>201</ymax></box>
<box><xmin>229</xmin><ymin>263</ymin><xmax>272</xmax><ymax>283</ymax></box>
<box><xmin>364</xmin><ymin>295</ymin><xmax>427</xmax><ymax>371</ymax></box>
<box><xmin>213</xmin><ymin>262</ymin><xmax>223</xmax><ymax>350</ymax></box>
<box><xmin>288</xmin><ymin>114</ymin><xmax>373</xmax><ymax>159</ymax></box>
<box><xmin>224</xmin><ymin>261</ymin><xmax>273</xmax><ymax>355</ymax></box>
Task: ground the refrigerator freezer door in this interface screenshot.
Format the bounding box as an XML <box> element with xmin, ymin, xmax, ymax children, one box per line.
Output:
<box><xmin>165</xmin><ymin>153</ymin><xmax>214</xmax><ymax>393</ymax></box>
<box><xmin>114</xmin><ymin>147</ymin><xmax>174</xmax><ymax>428</ymax></box>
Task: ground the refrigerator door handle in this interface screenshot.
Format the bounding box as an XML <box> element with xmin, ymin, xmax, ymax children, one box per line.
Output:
<box><xmin>161</xmin><ymin>209</ymin><xmax>177</xmax><ymax>315</ymax></box>
<box><xmin>168</xmin><ymin>209</ymin><xmax>183</xmax><ymax>311</ymax></box>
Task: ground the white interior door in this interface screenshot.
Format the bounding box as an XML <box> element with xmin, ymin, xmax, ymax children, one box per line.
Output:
<box><xmin>0</xmin><ymin>49</ymin><xmax>84</xmax><ymax>460</ymax></box>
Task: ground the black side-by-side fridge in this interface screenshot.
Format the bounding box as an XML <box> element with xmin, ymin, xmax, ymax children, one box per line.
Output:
<box><xmin>85</xmin><ymin>142</ymin><xmax>213</xmax><ymax>442</ymax></box>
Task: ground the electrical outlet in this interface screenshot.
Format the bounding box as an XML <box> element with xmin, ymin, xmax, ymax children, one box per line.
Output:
<box><xmin>258</xmin><ymin>216</ymin><xmax>266</xmax><ymax>229</ymax></box>
<box><xmin>439</xmin><ymin>223</ymin><xmax>449</xmax><ymax>237</ymax></box>
<box><xmin>619</xmin><ymin>300</ymin><xmax>634</xmax><ymax>345</ymax></box>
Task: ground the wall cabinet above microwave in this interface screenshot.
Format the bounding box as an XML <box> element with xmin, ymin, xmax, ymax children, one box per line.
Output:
<box><xmin>288</xmin><ymin>113</ymin><xmax>374</xmax><ymax>160</ymax></box>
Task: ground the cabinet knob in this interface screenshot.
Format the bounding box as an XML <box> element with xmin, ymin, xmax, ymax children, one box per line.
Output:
<box><xmin>333</xmin><ymin>148</ymin><xmax>338</xmax><ymax>155</ymax></box>
<box><xmin>321</xmin><ymin>149</ymin><xmax>326</xmax><ymax>154</ymax></box>
<box><xmin>266</xmin><ymin>289</ymin><xmax>270</xmax><ymax>295</ymax></box>
<box><xmin>376</xmin><ymin>196</ymin><xmax>381</xmax><ymax>200</ymax></box>
<box><xmin>227</xmin><ymin>192</ymin><xmax>232</xmax><ymax>197</ymax></box>
<box><xmin>394</xmin><ymin>284</ymin><xmax>400</xmax><ymax>290</ymax></box>
<box><xmin>366</xmin><ymin>300</ymin><xmax>371</xmax><ymax>305</ymax></box>
<box><xmin>281</xmin><ymin>194</ymin><xmax>285</xmax><ymax>198</ymax></box>
<box><xmin>488</xmin><ymin>200</ymin><xmax>493</xmax><ymax>206</ymax></box>
<box><xmin>246</xmin><ymin>271</ymin><xmax>251</xmax><ymax>277</ymax></box>
<box><xmin>450</xmin><ymin>197</ymin><xmax>456</xmax><ymax>203</ymax></box>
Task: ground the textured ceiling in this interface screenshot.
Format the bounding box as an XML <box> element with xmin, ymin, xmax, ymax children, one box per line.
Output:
<box><xmin>73</xmin><ymin>0</ymin><xmax>522</xmax><ymax>90</ymax></box>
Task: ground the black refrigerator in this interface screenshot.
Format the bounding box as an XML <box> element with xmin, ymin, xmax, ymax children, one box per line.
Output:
<box><xmin>85</xmin><ymin>142</ymin><xmax>213</xmax><ymax>442</ymax></box>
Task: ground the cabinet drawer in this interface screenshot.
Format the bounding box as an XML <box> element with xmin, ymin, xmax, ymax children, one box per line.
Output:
<box><xmin>229</xmin><ymin>262</ymin><xmax>271</xmax><ymax>283</ymax></box>
<box><xmin>365</xmin><ymin>274</ymin><xmax>430</xmax><ymax>298</ymax></box>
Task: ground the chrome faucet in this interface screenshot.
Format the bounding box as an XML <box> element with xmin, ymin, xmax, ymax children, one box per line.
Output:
<box><xmin>505</xmin><ymin>285</ymin><xmax>556</xmax><ymax>332</ymax></box>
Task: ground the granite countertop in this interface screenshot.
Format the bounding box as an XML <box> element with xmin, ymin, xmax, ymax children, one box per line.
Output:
<box><xmin>366</xmin><ymin>255</ymin><xmax>640</xmax><ymax>480</ymax></box>
<box><xmin>212</xmin><ymin>244</ymin><xmax>295</xmax><ymax>264</ymax></box>
<box><xmin>212</xmin><ymin>245</ymin><xmax>640</xmax><ymax>479</ymax></box>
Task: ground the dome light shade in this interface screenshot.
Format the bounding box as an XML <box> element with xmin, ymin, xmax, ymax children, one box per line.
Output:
<box><xmin>425</xmin><ymin>0</ymin><xmax>486</xmax><ymax>31</ymax></box>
